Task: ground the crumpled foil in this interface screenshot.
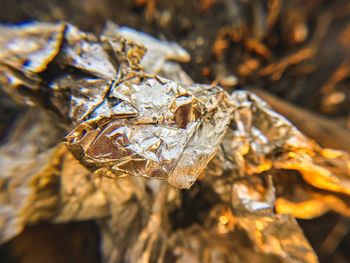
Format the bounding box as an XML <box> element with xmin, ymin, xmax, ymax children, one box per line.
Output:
<box><xmin>104</xmin><ymin>21</ymin><xmax>190</xmax><ymax>75</ymax></box>
<box><xmin>1</xmin><ymin>20</ymin><xmax>350</xmax><ymax>262</ymax></box>
<box><xmin>65</xmin><ymin>76</ymin><xmax>234</xmax><ymax>188</ymax></box>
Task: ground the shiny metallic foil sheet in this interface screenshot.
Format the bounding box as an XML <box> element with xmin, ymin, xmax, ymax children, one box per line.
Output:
<box><xmin>1</xmin><ymin>21</ymin><xmax>350</xmax><ymax>262</ymax></box>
